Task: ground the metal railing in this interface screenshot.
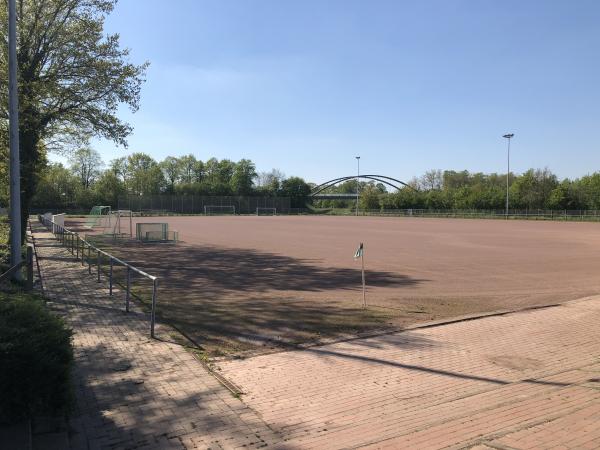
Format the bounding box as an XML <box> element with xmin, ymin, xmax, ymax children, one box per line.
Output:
<box><xmin>38</xmin><ymin>215</ymin><xmax>160</xmax><ymax>338</ymax></box>
<box><xmin>0</xmin><ymin>244</ymin><xmax>34</xmax><ymax>291</ymax></box>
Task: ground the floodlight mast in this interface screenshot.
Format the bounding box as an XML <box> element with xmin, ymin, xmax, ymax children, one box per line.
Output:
<box><xmin>356</xmin><ymin>156</ymin><xmax>360</xmax><ymax>216</ymax></box>
<box><xmin>503</xmin><ymin>133</ymin><xmax>514</xmax><ymax>219</ymax></box>
<box><xmin>9</xmin><ymin>0</ymin><xmax>22</xmax><ymax>279</ymax></box>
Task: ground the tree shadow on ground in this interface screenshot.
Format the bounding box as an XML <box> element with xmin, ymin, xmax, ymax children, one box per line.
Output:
<box><xmin>97</xmin><ymin>241</ymin><xmax>428</xmax><ymax>356</ymax></box>
<box><xmin>67</xmin><ymin>343</ymin><xmax>285</xmax><ymax>449</ymax></box>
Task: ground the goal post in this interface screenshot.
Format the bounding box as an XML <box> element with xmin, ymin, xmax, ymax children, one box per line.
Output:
<box><xmin>111</xmin><ymin>210</ymin><xmax>133</xmax><ymax>237</ymax></box>
<box><xmin>204</xmin><ymin>205</ymin><xmax>236</xmax><ymax>215</ymax></box>
<box><xmin>256</xmin><ymin>207</ymin><xmax>277</xmax><ymax>216</ymax></box>
<box><xmin>86</xmin><ymin>205</ymin><xmax>111</xmax><ymax>228</ymax></box>
<box><xmin>135</xmin><ymin>222</ymin><xmax>179</xmax><ymax>243</ymax></box>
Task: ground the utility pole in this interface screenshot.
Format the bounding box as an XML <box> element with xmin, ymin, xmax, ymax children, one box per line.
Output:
<box><xmin>9</xmin><ymin>0</ymin><xmax>22</xmax><ymax>277</ymax></box>
<box><xmin>356</xmin><ymin>156</ymin><xmax>360</xmax><ymax>216</ymax></box>
<box><xmin>503</xmin><ymin>134</ymin><xmax>514</xmax><ymax>219</ymax></box>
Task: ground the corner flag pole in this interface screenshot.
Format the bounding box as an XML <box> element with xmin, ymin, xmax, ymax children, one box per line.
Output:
<box><xmin>8</xmin><ymin>0</ymin><xmax>22</xmax><ymax>279</ymax></box>
<box><xmin>354</xmin><ymin>242</ymin><xmax>366</xmax><ymax>308</ymax></box>
<box><xmin>361</xmin><ymin>246</ymin><xmax>366</xmax><ymax>308</ymax></box>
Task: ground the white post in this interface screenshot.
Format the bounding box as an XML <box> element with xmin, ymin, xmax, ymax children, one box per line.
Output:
<box><xmin>361</xmin><ymin>244</ymin><xmax>366</xmax><ymax>308</ymax></box>
<box><xmin>8</xmin><ymin>0</ymin><xmax>22</xmax><ymax>279</ymax></box>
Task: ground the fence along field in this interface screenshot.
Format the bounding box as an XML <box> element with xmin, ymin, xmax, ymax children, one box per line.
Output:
<box><xmin>62</xmin><ymin>213</ymin><xmax>600</xmax><ymax>357</ymax></box>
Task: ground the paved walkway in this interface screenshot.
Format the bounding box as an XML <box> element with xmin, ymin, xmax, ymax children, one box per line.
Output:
<box><xmin>34</xmin><ymin>224</ymin><xmax>600</xmax><ymax>449</ymax></box>
<box><xmin>219</xmin><ymin>298</ymin><xmax>600</xmax><ymax>449</ymax></box>
<box><xmin>34</xmin><ymin>226</ymin><xmax>282</xmax><ymax>449</ymax></box>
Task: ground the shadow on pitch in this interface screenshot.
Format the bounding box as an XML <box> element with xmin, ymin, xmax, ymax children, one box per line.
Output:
<box><xmin>96</xmin><ymin>242</ymin><xmax>428</xmax><ymax>354</ymax></box>
<box><xmin>124</xmin><ymin>242</ymin><xmax>425</xmax><ymax>295</ymax></box>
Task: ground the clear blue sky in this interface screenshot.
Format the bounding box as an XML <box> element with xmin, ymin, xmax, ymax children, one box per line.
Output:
<box><xmin>82</xmin><ymin>0</ymin><xmax>600</xmax><ymax>183</ymax></box>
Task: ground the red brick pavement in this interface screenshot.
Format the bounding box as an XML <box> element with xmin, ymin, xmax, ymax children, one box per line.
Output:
<box><xmin>219</xmin><ymin>297</ymin><xmax>600</xmax><ymax>449</ymax></box>
<box><xmin>34</xmin><ymin>227</ymin><xmax>283</xmax><ymax>449</ymax></box>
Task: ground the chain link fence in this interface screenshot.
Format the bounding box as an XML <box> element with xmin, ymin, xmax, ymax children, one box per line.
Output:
<box><xmin>319</xmin><ymin>208</ymin><xmax>600</xmax><ymax>220</ymax></box>
<box><xmin>117</xmin><ymin>195</ymin><xmax>293</xmax><ymax>215</ymax></box>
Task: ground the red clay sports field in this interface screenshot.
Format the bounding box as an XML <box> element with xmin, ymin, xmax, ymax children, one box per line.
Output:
<box><xmin>69</xmin><ymin>215</ymin><xmax>600</xmax><ymax>355</ymax></box>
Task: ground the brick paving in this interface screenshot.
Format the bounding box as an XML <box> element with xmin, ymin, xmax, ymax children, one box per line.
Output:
<box><xmin>219</xmin><ymin>297</ymin><xmax>600</xmax><ymax>449</ymax></box>
<box><xmin>34</xmin><ymin>224</ymin><xmax>600</xmax><ymax>449</ymax></box>
<box><xmin>33</xmin><ymin>226</ymin><xmax>282</xmax><ymax>449</ymax></box>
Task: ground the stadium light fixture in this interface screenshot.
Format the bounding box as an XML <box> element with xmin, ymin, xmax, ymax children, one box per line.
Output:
<box><xmin>356</xmin><ymin>156</ymin><xmax>360</xmax><ymax>216</ymax></box>
<box><xmin>503</xmin><ymin>133</ymin><xmax>514</xmax><ymax>218</ymax></box>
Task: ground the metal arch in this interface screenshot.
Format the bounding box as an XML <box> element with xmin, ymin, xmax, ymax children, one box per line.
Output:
<box><xmin>312</xmin><ymin>176</ymin><xmax>402</xmax><ymax>195</ymax></box>
<box><xmin>310</xmin><ymin>175</ymin><xmax>416</xmax><ymax>196</ymax></box>
<box><xmin>311</xmin><ymin>176</ymin><xmax>402</xmax><ymax>196</ymax></box>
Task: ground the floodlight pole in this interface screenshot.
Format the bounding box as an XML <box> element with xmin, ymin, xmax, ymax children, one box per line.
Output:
<box><xmin>356</xmin><ymin>156</ymin><xmax>360</xmax><ymax>216</ymax></box>
<box><xmin>8</xmin><ymin>0</ymin><xmax>22</xmax><ymax>278</ymax></box>
<box><xmin>503</xmin><ymin>134</ymin><xmax>514</xmax><ymax>219</ymax></box>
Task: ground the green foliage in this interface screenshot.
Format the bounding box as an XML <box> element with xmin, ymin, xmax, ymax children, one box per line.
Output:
<box><xmin>374</xmin><ymin>168</ymin><xmax>600</xmax><ymax>211</ymax></box>
<box><xmin>0</xmin><ymin>216</ymin><xmax>9</xmax><ymax>271</ymax></box>
<box><xmin>230</xmin><ymin>159</ymin><xmax>257</xmax><ymax>195</ymax></box>
<box><xmin>160</xmin><ymin>156</ymin><xmax>181</xmax><ymax>193</ymax></box>
<box><xmin>280</xmin><ymin>176</ymin><xmax>311</xmax><ymax>207</ymax></box>
<box><xmin>126</xmin><ymin>153</ymin><xmax>165</xmax><ymax>195</ymax></box>
<box><xmin>92</xmin><ymin>170</ymin><xmax>125</xmax><ymax>207</ymax></box>
<box><xmin>359</xmin><ymin>184</ymin><xmax>382</xmax><ymax>210</ymax></box>
<box><xmin>0</xmin><ymin>0</ymin><xmax>148</xmax><ymax>236</ymax></box>
<box><xmin>69</xmin><ymin>148</ymin><xmax>103</xmax><ymax>189</ymax></box>
<box><xmin>0</xmin><ymin>292</ymin><xmax>74</xmax><ymax>423</ymax></box>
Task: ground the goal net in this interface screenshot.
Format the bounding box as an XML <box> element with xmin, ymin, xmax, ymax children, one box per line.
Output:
<box><xmin>135</xmin><ymin>223</ymin><xmax>178</xmax><ymax>242</ymax></box>
<box><xmin>86</xmin><ymin>206</ymin><xmax>111</xmax><ymax>229</ymax></box>
<box><xmin>110</xmin><ymin>210</ymin><xmax>133</xmax><ymax>237</ymax></box>
<box><xmin>256</xmin><ymin>207</ymin><xmax>277</xmax><ymax>216</ymax></box>
<box><xmin>204</xmin><ymin>205</ymin><xmax>236</xmax><ymax>215</ymax></box>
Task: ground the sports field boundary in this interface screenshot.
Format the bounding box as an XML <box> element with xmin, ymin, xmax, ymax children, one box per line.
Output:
<box><xmin>213</xmin><ymin>302</ymin><xmax>566</xmax><ymax>363</ymax></box>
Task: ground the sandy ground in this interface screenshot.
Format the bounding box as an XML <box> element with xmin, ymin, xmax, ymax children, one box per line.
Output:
<box><xmin>68</xmin><ymin>216</ymin><xmax>600</xmax><ymax>355</ymax></box>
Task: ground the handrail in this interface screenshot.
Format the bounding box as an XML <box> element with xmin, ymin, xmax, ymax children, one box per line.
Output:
<box><xmin>0</xmin><ymin>261</ymin><xmax>25</xmax><ymax>283</ymax></box>
<box><xmin>0</xmin><ymin>245</ymin><xmax>34</xmax><ymax>290</ymax></box>
<box><xmin>38</xmin><ymin>215</ymin><xmax>159</xmax><ymax>338</ymax></box>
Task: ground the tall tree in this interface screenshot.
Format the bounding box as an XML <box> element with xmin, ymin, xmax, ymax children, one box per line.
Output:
<box><xmin>160</xmin><ymin>156</ymin><xmax>181</xmax><ymax>192</ymax></box>
<box><xmin>230</xmin><ymin>159</ymin><xmax>257</xmax><ymax>195</ymax></box>
<box><xmin>280</xmin><ymin>177</ymin><xmax>311</xmax><ymax>208</ymax></box>
<box><xmin>69</xmin><ymin>147</ymin><xmax>103</xmax><ymax>188</ymax></box>
<box><xmin>257</xmin><ymin>169</ymin><xmax>285</xmax><ymax>195</ymax></box>
<box><xmin>0</xmin><ymin>0</ymin><xmax>148</xmax><ymax>238</ymax></box>
<box><xmin>127</xmin><ymin>153</ymin><xmax>163</xmax><ymax>195</ymax></box>
<box><xmin>178</xmin><ymin>154</ymin><xmax>197</xmax><ymax>184</ymax></box>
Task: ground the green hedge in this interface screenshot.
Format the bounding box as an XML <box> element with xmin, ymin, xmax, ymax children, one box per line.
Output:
<box><xmin>0</xmin><ymin>292</ymin><xmax>73</xmax><ymax>424</ymax></box>
<box><xmin>0</xmin><ymin>216</ymin><xmax>9</xmax><ymax>272</ymax></box>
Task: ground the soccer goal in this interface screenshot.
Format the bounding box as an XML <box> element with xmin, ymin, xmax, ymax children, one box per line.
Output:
<box><xmin>86</xmin><ymin>205</ymin><xmax>111</xmax><ymax>229</ymax></box>
<box><xmin>135</xmin><ymin>222</ymin><xmax>177</xmax><ymax>243</ymax></box>
<box><xmin>110</xmin><ymin>210</ymin><xmax>133</xmax><ymax>238</ymax></box>
<box><xmin>256</xmin><ymin>207</ymin><xmax>277</xmax><ymax>216</ymax></box>
<box><xmin>204</xmin><ymin>205</ymin><xmax>236</xmax><ymax>215</ymax></box>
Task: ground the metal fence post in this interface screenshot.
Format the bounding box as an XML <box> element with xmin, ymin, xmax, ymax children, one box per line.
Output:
<box><xmin>76</xmin><ymin>235</ymin><xmax>79</xmax><ymax>260</ymax></box>
<box><xmin>109</xmin><ymin>258</ymin><xmax>113</xmax><ymax>296</ymax></box>
<box><xmin>151</xmin><ymin>278</ymin><xmax>158</xmax><ymax>338</ymax></box>
<box><xmin>88</xmin><ymin>246</ymin><xmax>92</xmax><ymax>274</ymax></box>
<box><xmin>26</xmin><ymin>245</ymin><xmax>33</xmax><ymax>291</ymax></box>
<box><xmin>97</xmin><ymin>250</ymin><xmax>101</xmax><ymax>282</ymax></box>
<box><xmin>81</xmin><ymin>240</ymin><xmax>85</xmax><ymax>266</ymax></box>
<box><xmin>126</xmin><ymin>266</ymin><xmax>131</xmax><ymax>312</ymax></box>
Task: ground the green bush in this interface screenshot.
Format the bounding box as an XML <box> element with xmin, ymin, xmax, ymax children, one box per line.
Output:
<box><xmin>0</xmin><ymin>216</ymin><xmax>9</xmax><ymax>272</ymax></box>
<box><xmin>0</xmin><ymin>292</ymin><xmax>73</xmax><ymax>424</ymax></box>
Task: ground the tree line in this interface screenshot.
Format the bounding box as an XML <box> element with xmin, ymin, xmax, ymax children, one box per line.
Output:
<box><xmin>26</xmin><ymin>149</ymin><xmax>311</xmax><ymax>210</ymax></box>
<box><xmin>316</xmin><ymin>168</ymin><xmax>600</xmax><ymax>211</ymax></box>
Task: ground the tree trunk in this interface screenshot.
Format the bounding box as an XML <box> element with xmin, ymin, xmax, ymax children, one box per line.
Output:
<box><xmin>19</xmin><ymin>126</ymin><xmax>43</xmax><ymax>243</ymax></box>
